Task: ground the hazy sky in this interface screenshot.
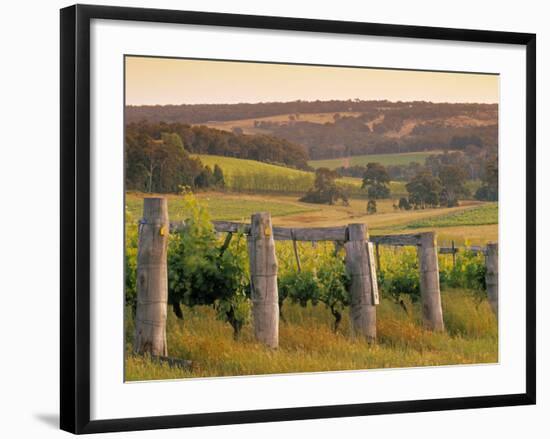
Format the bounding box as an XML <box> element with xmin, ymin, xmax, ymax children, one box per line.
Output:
<box><xmin>125</xmin><ymin>56</ymin><xmax>499</xmax><ymax>106</ymax></box>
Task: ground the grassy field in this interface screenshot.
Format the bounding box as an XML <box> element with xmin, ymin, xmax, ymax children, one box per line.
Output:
<box><xmin>197</xmin><ymin>154</ymin><xmax>311</xmax><ymax>180</ymax></box>
<box><xmin>404</xmin><ymin>203</ymin><xmax>498</xmax><ymax>229</ymax></box>
<box><xmin>309</xmin><ymin>151</ymin><xmax>448</xmax><ymax>169</ymax></box>
<box><xmin>195</xmin><ymin>154</ymin><xmax>367</xmax><ymax>196</ymax></box>
<box><xmin>125</xmin><ymin>289</ymin><xmax>497</xmax><ymax>381</ymax></box>
<box><xmin>126</xmin><ymin>191</ymin><xmax>319</xmax><ymax>222</ymax></box>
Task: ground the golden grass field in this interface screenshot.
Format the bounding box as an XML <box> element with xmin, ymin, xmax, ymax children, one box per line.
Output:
<box><xmin>125</xmin><ymin>289</ymin><xmax>497</xmax><ymax>381</ymax></box>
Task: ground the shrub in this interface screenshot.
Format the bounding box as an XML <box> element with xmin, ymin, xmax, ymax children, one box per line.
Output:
<box><xmin>439</xmin><ymin>249</ymin><xmax>486</xmax><ymax>298</ymax></box>
<box><xmin>378</xmin><ymin>248</ymin><xmax>421</xmax><ymax>312</ymax></box>
<box><xmin>167</xmin><ymin>191</ymin><xmax>251</xmax><ymax>339</ymax></box>
<box><xmin>278</xmin><ymin>252</ymin><xmax>350</xmax><ymax>332</ymax></box>
<box><xmin>124</xmin><ymin>208</ymin><xmax>139</xmax><ymax>316</ymax></box>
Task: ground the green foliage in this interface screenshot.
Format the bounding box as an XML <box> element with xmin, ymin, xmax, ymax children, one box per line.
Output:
<box><xmin>167</xmin><ymin>191</ymin><xmax>251</xmax><ymax>338</ymax></box>
<box><xmin>378</xmin><ymin>247</ymin><xmax>421</xmax><ymax>306</ymax></box>
<box><xmin>405</xmin><ymin>170</ymin><xmax>442</xmax><ymax>208</ymax></box>
<box><xmin>124</xmin><ymin>207</ymin><xmax>138</xmax><ymax>315</ymax></box>
<box><xmin>316</xmin><ymin>256</ymin><xmax>351</xmax><ymax>332</ymax></box>
<box><xmin>125</xmin><ymin>129</ymin><xmax>207</xmax><ymax>193</ymax></box>
<box><xmin>279</xmin><ymin>271</ymin><xmax>320</xmax><ymax>307</ymax></box>
<box><xmin>278</xmin><ymin>253</ymin><xmax>350</xmax><ymax>332</ymax></box>
<box><xmin>398</xmin><ymin>197</ymin><xmax>412</xmax><ymax>210</ymax></box>
<box><xmin>213</xmin><ymin>164</ymin><xmax>225</xmax><ymax>188</ymax></box>
<box><xmin>439</xmin><ymin>249</ymin><xmax>486</xmax><ymax>295</ymax></box>
<box><xmin>438</xmin><ymin>164</ymin><xmax>470</xmax><ymax>205</ymax></box>
<box><xmin>362</xmin><ymin>162</ymin><xmax>391</xmax><ymax>199</ymax></box>
<box><xmin>300</xmin><ymin>168</ymin><xmax>349</xmax><ymax>205</ymax></box>
<box><xmin>194</xmin><ymin>165</ymin><xmax>215</xmax><ymax>189</ymax></box>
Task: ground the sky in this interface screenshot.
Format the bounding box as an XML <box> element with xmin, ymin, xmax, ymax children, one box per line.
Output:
<box><xmin>125</xmin><ymin>56</ymin><xmax>499</xmax><ymax>106</ymax></box>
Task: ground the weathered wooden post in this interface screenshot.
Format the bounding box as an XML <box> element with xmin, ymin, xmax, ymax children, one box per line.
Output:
<box><xmin>345</xmin><ymin>223</ymin><xmax>377</xmax><ymax>342</ymax></box>
<box><xmin>451</xmin><ymin>240</ymin><xmax>456</xmax><ymax>267</ymax></box>
<box><xmin>248</xmin><ymin>212</ymin><xmax>279</xmax><ymax>348</ymax></box>
<box><xmin>134</xmin><ymin>198</ymin><xmax>169</xmax><ymax>356</ymax></box>
<box><xmin>418</xmin><ymin>232</ymin><xmax>445</xmax><ymax>331</ymax></box>
<box><xmin>485</xmin><ymin>242</ymin><xmax>498</xmax><ymax>318</ymax></box>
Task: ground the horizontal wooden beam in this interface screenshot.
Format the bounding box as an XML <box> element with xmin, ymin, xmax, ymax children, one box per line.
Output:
<box><xmin>212</xmin><ymin>221</ymin><xmax>250</xmax><ymax>234</ymax></box>
<box><xmin>439</xmin><ymin>245</ymin><xmax>486</xmax><ymax>255</ymax></box>
<box><xmin>370</xmin><ymin>233</ymin><xmax>421</xmax><ymax>246</ymax></box>
<box><xmin>170</xmin><ymin>220</ymin><xmax>494</xmax><ymax>250</ymax></box>
<box><xmin>274</xmin><ymin>226</ymin><xmax>348</xmax><ymax>241</ymax></box>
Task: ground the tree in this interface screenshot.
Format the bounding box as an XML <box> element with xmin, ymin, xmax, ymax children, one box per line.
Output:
<box><xmin>406</xmin><ymin>171</ymin><xmax>442</xmax><ymax>208</ymax></box>
<box><xmin>212</xmin><ymin>164</ymin><xmax>225</xmax><ymax>188</ymax></box>
<box><xmin>367</xmin><ymin>199</ymin><xmax>377</xmax><ymax>214</ymax></box>
<box><xmin>362</xmin><ymin>162</ymin><xmax>391</xmax><ymax>199</ymax></box>
<box><xmin>438</xmin><ymin>164</ymin><xmax>469</xmax><ymax>206</ymax></box>
<box><xmin>300</xmin><ymin>168</ymin><xmax>349</xmax><ymax>205</ymax></box>
<box><xmin>475</xmin><ymin>156</ymin><xmax>498</xmax><ymax>201</ymax></box>
<box><xmin>194</xmin><ymin>165</ymin><xmax>214</xmax><ymax>189</ymax></box>
<box><xmin>398</xmin><ymin>197</ymin><xmax>412</xmax><ymax>210</ymax></box>
<box><xmin>124</xmin><ymin>128</ymin><xmax>205</xmax><ymax>193</ymax></box>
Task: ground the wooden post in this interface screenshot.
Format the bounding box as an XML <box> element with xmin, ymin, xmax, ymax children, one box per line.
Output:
<box><xmin>451</xmin><ymin>240</ymin><xmax>456</xmax><ymax>267</ymax></box>
<box><xmin>418</xmin><ymin>232</ymin><xmax>445</xmax><ymax>331</ymax></box>
<box><xmin>291</xmin><ymin>230</ymin><xmax>302</xmax><ymax>273</ymax></box>
<box><xmin>345</xmin><ymin>223</ymin><xmax>376</xmax><ymax>342</ymax></box>
<box><xmin>333</xmin><ymin>240</ymin><xmax>344</xmax><ymax>257</ymax></box>
<box><xmin>248</xmin><ymin>213</ymin><xmax>279</xmax><ymax>348</ymax></box>
<box><xmin>134</xmin><ymin>198</ymin><xmax>169</xmax><ymax>356</ymax></box>
<box><xmin>485</xmin><ymin>242</ymin><xmax>498</xmax><ymax>318</ymax></box>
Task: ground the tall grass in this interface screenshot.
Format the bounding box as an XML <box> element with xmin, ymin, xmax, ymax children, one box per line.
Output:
<box><xmin>125</xmin><ymin>289</ymin><xmax>497</xmax><ymax>381</ymax></box>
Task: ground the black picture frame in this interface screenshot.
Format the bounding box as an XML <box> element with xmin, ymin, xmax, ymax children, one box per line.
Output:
<box><xmin>60</xmin><ymin>4</ymin><xmax>536</xmax><ymax>434</ymax></box>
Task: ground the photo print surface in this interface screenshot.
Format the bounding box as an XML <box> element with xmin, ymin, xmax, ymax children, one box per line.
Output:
<box><xmin>124</xmin><ymin>56</ymin><xmax>499</xmax><ymax>381</ymax></box>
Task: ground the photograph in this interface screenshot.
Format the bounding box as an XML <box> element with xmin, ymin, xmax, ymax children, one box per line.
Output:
<box><xmin>124</xmin><ymin>56</ymin><xmax>500</xmax><ymax>381</ymax></box>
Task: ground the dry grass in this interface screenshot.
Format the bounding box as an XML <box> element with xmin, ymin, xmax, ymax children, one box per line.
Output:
<box><xmin>125</xmin><ymin>289</ymin><xmax>497</xmax><ymax>381</ymax></box>
<box><xmin>201</xmin><ymin>112</ymin><xmax>363</xmax><ymax>135</ymax></box>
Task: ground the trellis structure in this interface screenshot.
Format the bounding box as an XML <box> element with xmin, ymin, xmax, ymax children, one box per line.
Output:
<box><xmin>134</xmin><ymin>198</ymin><xmax>498</xmax><ymax>354</ymax></box>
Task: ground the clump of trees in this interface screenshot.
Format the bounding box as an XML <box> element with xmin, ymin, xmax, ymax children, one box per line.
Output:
<box><xmin>300</xmin><ymin>168</ymin><xmax>349</xmax><ymax>205</ymax></box>
<box><xmin>438</xmin><ymin>165</ymin><xmax>470</xmax><ymax>207</ymax></box>
<box><xmin>126</xmin><ymin>100</ymin><xmax>498</xmax><ymax>161</ymax></box>
<box><xmin>126</xmin><ymin>120</ymin><xmax>310</xmax><ymax>171</ymax></box>
<box><xmin>125</xmin><ymin>130</ymin><xmax>227</xmax><ymax>193</ymax></box>
<box><xmin>405</xmin><ymin>171</ymin><xmax>443</xmax><ymax>209</ymax></box>
<box><xmin>399</xmin><ymin>162</ymin><xmax>470</xmax><ymax>209</ymax></box>
<box><xmin>194</xmin><ymin>164</ymin><xmax>225</xmax><ymax>189</ymax></box>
